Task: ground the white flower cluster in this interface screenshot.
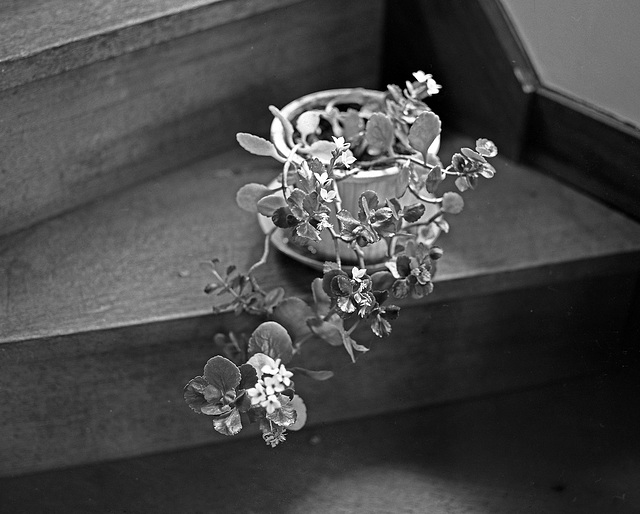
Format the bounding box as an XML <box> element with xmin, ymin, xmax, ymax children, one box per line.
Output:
<box><xmin>407</xmin><ymin>70</ymin><xmax>442</xmax><ymax>97</ymax></box>
<box><xmin>247</xmin><ymin>358</ymin><xmax>293</xmax><ymax>414</ymax></box>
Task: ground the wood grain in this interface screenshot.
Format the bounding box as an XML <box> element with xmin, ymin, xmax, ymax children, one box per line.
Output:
<box><xmin>0</xmin><ymin>0</ymin><xmax>384</xmax><ymax>237</ymax></box>
<box><xmin>0</xmin><ymin>273</ymin><xmax>634</xmax><ymax>477</ymax></box>
<box><xmin>1</xmin><ymin>135</ymin><xmax>639</xmax><ymax>476</ymax></box>
<box><xmin>1</xmin><ymin>373</ymin><xmax>638</xmax><ymax>513</ymax></box>
<box><xmin>3</xmin><ymin>135</ymin><xmax>640</xmax><ymax>345</ymax></box>
<box><xmin>524</xmin><ymin>88</ymin><xmax>640</xmax><ymax>221</ymax></box>
<box><xmin>0</xmin><ymin>0</ymin><xmax>306</xmax><ymax>90</ymax></box>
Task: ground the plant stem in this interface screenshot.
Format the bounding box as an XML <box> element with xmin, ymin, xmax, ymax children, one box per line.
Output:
<box><xmin>294</xmin><ymin>332</ymin><xmax>314</xmax><ymax>349</ymax></box>
<box><xmin>346</xmin><ymin>319</ymin><xmax>361</xmax><ymax>335</ymax></box>
<box><xmin>408</xmin><ymin>185</ymin><xmax>441</xmax><ymax>204</ymax></box>
<box><xmin>422</xmin><ymin>209</ymin><xmax>445</xmax><ymax>227</ymax></box>
<box><xmin>327</xmin><ymin>226</ymin><xmax>342</xmax><ymax>269</ymax></box>
<box><xmin>354</xmin><ymin>246</ymin><xmax>366</xmax><ymax>269</ymax></box>
<box><xmin>248</xmin><ymin>228</ymin><xmax>275</xmax><ymax>275</ymax></box>
<box><xmin>280</xmin><ymin>144</ymin><xmax>301</xmax><ymax>196</ymax></box>
<box><xmin>323</xmin><ymin>306</ymin><xmax>338</xmax><ymax>322</ymax></box>
<box><xmin>358</xmin><ymin>155</ymin><xmax>430</xmax><ymax>170</ymax></box>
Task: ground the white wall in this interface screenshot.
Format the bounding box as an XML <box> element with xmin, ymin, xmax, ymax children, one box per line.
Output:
<box><xmin>501</xmin><ymin>0</ymin><xmax>640</xmax><ymax>128</ymax></box>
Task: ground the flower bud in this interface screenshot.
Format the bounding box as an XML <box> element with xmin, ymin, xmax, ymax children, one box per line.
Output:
<box><xmin>429</xmin><ymin>246</ymin><xmax>444</xmax><ymax>260</ymax></box>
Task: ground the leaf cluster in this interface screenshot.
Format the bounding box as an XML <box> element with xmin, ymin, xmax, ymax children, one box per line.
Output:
<box><xmin>185</xmin><ymin>73</ymin><xmax>501</xmax><ymax>447</ymax></box>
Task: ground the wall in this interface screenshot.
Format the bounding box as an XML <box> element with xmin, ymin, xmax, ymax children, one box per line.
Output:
<box><xmin>501</xmin><ymin>0</ymin><xmax>640</xmax><ymax>128</ymax></box>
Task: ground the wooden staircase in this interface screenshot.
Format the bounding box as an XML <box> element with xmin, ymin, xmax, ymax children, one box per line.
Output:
<box><xmin>1</xmin><ymin>0</ymin><xmax>639</xmax><ymax>486</ymax></box>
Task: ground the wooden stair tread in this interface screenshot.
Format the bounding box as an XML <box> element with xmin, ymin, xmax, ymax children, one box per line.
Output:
<box><xmin>2</xmin><ymin>133</ymin><xmax>639</xmax><ymax>476</ymax></box>
<box><xmin>2</xmin><ymin>133</ymin><xmax>640</xmax><ymax>345</ymax></box>
<box><xmin>0</xmin><ymin>0</ymin><xmax>304</xmax><ymax>91</ymax></box>
<box><xmin>1</xmin><ymin>373</ymin><xmax>638</xmax><ymax>513</ymax></box>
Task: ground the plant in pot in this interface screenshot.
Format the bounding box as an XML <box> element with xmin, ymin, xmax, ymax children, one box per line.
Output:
<box><xmin>183</xmin><ymin>71</ymin><xmax>499</xmax><ymax>447</ymax></box>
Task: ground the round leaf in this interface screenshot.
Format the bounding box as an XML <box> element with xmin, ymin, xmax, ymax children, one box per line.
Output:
<box><xmin>238</xmin><ymin>363</ymin><xmax>258</xmax><ymax>390</ymax></box>
<box><xmin>296</xmin><ymin>111</ymin><xmax>321</xmax><ymax>141</ymax></box>
<box><xmin>403</xmin><ymin>203</ymin><xmax>426</xmax><ymax>223</ymax></box>
<box><xmin>288</xmin><ymin>395</ymin><xmax>308</xmax><ymax>431</ymax></box>
<box><xmin>395</xmin><ymin>165</ymin><xmax>411</xmax><ymax>197</ymax></box>
<box><xmin>266</xmin><ymin>394</ymin><xmax>297</xmax><ymax>427</ymax></box>
<box><xmin>271</xmin><ymin>297</ymin><xmax>315</xmax><ymax>342</ymax></box>
<box><xmin>247</xmin><ymin>353</ymin><xmax>274</xmax><ymax>378</ymax></box>
<box><xmin>203</xmin><ymin>356</ymin><xmax>241</xmax><ymax>394</ymax></box>
<box><xmin>461</xmin><ymin>147</ymin><xmax>487</xmax><ymax>163</ymax></box>
<box><xmin>236</xmin><ymin>183</ymin><xmax>271</xmax><ymax>213</ymax></box>
<box><xmin>183</xmin><ymin>377</ymin><xmax>209</xmax><ymax>414</ymax></box>
<box><xmin>213</xmin><ymin>409</ymin><xmax>243</xmax><ymax>436</ymax></box>
<box><xmin>408</xmin><ymin>111</ymin><xmax>441</xmax><ymax>160</ymax></box>
<box><xmin>257</xmin><ymin>193</ymin><xmax>287</xmax><ymax>216</ymax></box>
<box><xmin>475</xmin><ymin>138</ymin><xmax>498</xmax><ymax>158</ymax></box>
<box><xmin>365</xmin><ymin>113</ymin><xmax>395</xmax><ymax>154</ymax></box>
<box><xmin>247</xmin><ymin>321</ymin><xmax>294</xmax><ymax>364</ymax></box>
<box><xmin>306</xmin><ymin>140</ymin><xmax>336</xmax><ymax>163</ymax></box>
<box><xmin>442</xmin><ymin>192</ymin><xmax>465</xmax><ymax>214</ymax></box>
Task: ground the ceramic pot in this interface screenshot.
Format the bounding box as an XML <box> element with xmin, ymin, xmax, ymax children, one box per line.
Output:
<box><xmin>270</xmin><ymin>88</ymin><xmax>440</xmax><ymax>264</ymax></box>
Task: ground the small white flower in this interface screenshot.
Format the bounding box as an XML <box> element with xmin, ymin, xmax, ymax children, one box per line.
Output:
<box><xmin>425</xmin><ymin>77</ymin><xmax>441</xmax><ymax>96</ymax></box>
<box><xmin>247</xmin><ymin>383</ymin><xmax>266</xmax><ymax>406</ymax></box>
<box><xmin>278</xmin><ymin>365</ymin><xmax>293</xmax><ymax>386</ymax></box>
<box><xmin>314</xmin><ymin>171</ymin><xmax>330</xmax><ymax>186</ymax></box>
<box><xmin>332</xmin><ymin>136</ymin><xmax>350</xmax><ymax>151</ymax></box>
<box><xmin>352</xmin><ymin>267</ymin><xmax>367</xmax><ymax>281</ymax></box>
<box><xmin>263</xmin><ymin>395</ymin><xmax>282</xmax><ymax>414</ymax></box>
<box><xmin>412</xmin><ymin>70</ymin><xmax>431</xmax><ymax>83</ymax></box>
<box><xmin>264</xmin><ymin>375</ymin><xmax>285</xmax><ymax>394</ymax></box>
<box><xmin>261</xmin><ymin>358</ymin><xmax>281</xmax><ymax>376</ymax></box>
<box><xmin>320</xmin><ymin>188</ymin><xmax>337</xmax><ymax>203</ymax></box>
<box><xmin>338</xmin><ymin>150</ymin><xmax>357</xmax><ymax>168</ymax></box>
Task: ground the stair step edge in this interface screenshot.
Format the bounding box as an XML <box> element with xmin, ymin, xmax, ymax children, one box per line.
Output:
<box><xmin>0</xmin><ymin>0</ymin><xmax>305</xmax><ymax>91</ymax></box>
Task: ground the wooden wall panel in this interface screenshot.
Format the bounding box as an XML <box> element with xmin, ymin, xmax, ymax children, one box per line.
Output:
<box><xmin>524</xmin><ymin>89</ymin><xmax>640</xmax><ymax>221</ymax></box>
<box><xmin>383</xmin><ymin>0</ymin><xmax>640</xmax><ymax>221</ymax></box>
<box><xmin>382</xmin><ymin>0</ymin><xmax>532</xmax><ymax>160</ymax></box>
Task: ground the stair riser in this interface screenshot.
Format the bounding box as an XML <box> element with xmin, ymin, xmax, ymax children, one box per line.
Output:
<box><xmin>0</xmin><ymin>272</ymin><xmax>633</xmax><ymax>477</ymax></box>
<box><xmin>0</xmin><ymin>0</ymin><xmax>383</xmax><ymax>237</ymax></box>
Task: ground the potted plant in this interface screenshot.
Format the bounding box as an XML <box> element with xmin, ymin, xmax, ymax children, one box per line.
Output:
<box><xmin>183</xmin><ymin>72</ymin><xmax>499</xmax><ymax>446</ymax></box>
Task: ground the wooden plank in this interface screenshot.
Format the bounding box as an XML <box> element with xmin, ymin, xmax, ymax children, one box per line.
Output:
<box><xmin>1</xmin><ymin>135</ymin><xmax>640</xmax><ymax>475</ymax></box>
<box><xmin>0</xmin><ymin>0</ymin><xmax>306</xmax><ymax>91</ymax></box>
<box><xmin>0</xmin><ymin>0</ymin><xmax>384</xmax><ymax>237</ymax></box>
<box><xmin>2</xmin><ymin>135</ymin><xmax>640</xmax><ymax>345</ymax></box>
<box><xmin>382</xmin><ymin>0</ymin><xmax>532</xmax><ymax>160</ymax></box>
<box><xmin>0</xmin><ymin>274</ymin><xmax>635</xmax><ymax>477</ymax></box>
<box><xmin>524</xmin><ymin>88</ymin><xmax>640</xmax><ymax>221</ymax></box>
<box><xmin>1</xmin><ymin>373</ymin><xmax>638</xmax><ymax>514</ymax></box>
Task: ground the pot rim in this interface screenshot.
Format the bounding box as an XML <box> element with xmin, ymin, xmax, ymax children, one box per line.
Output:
<box><xmin>270</xmin><ymin>88</ymin><xmax>440</xmax><ymax>179</ymax></box>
